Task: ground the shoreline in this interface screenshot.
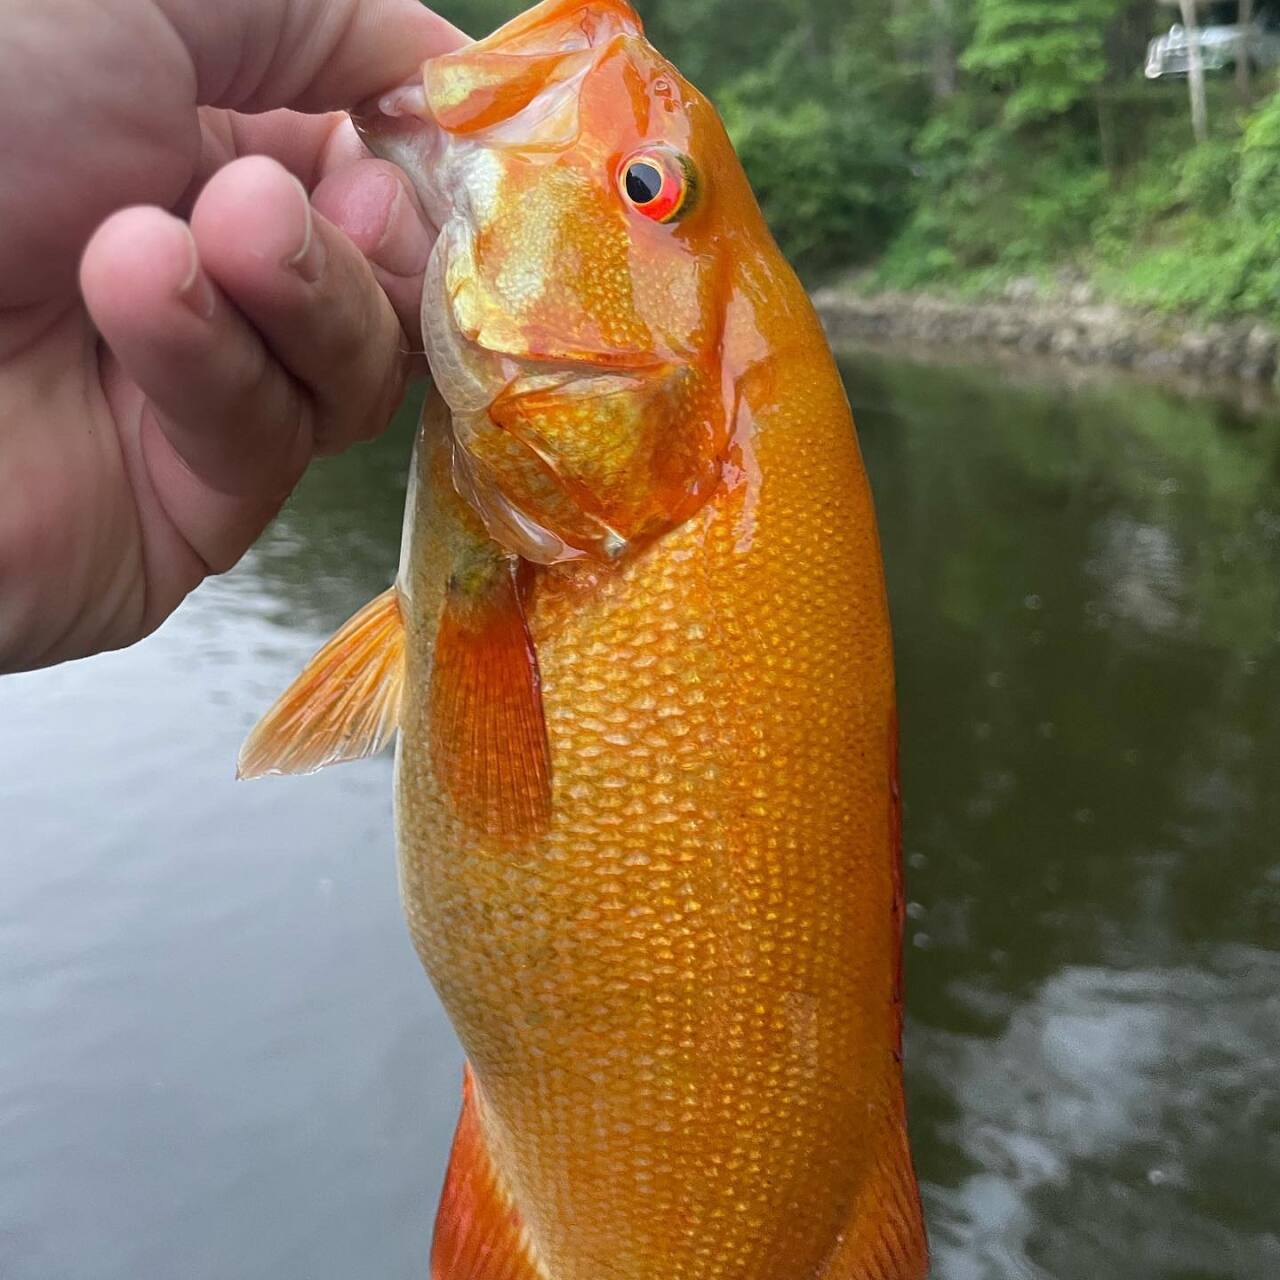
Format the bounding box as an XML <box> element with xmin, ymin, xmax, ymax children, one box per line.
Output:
<box><xmin>811</xmin><ymin>282</ymin><xmax>1280</xmax><ymax>393</ymax></box>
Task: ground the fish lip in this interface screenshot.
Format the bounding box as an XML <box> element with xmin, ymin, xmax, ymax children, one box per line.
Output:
<box><xmin>349</xmin><ymin>78</ymin><xmax>434</xmax><ymax>134</ymax></box>
<box><xmin>349</xmin><ymin>81</ymin><xmax>454</xmax><ymax>230</ymax></box>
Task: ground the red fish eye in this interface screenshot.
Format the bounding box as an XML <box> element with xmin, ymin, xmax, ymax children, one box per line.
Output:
<box><xmin>618</xmin><ymin>150</ymin><xmax>690</xmax><ymax>223</ymax></box>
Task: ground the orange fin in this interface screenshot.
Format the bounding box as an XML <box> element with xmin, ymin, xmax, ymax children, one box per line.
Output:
<box><xmin>429</xmin><ymin>557</ymin><xmax>551</xmax><ymax>840</ymax></box>
<box><xmin>889</xmin><ymin>709</ymin><xmax>906</xmax><ymax>1060</ymax></box>
<box><xmin>238</xmin><ymin>588</ymin><xmax>404</xmax><ymax>779</ymax></box>
<box><xmin>819</xmin><ymin>712</ymin><xmax>927</xmax><ymax>1279</ymax></box>
<box><xmin>433</xmin><ymin>1065</ymin><xmax>544</xmax><ymax>1280</ymax></box>
<box><xmin>819</xmin><ymin>1118</ymin><xmax>928</xmax><ymax>1280</ymax></box>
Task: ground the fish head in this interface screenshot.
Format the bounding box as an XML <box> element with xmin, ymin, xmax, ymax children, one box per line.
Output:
<box><xmin>356</xmin><ymin>0</ymin><xmax>773</xmax><ymax>564</ymax></box>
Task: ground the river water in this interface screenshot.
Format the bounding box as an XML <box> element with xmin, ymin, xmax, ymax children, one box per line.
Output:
<box><xmin>3</xmin><ymin>351</ymin><xmax>1278</xmax><ymax>1280</ymax></box>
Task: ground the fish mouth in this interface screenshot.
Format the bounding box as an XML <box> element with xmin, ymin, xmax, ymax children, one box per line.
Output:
<box><xmin>350</xmin><ymin>82</ymin><xmax>455</xmax><ymax>231</ymax></box>
<box><xmin>356</xmin><ymin>0</ymin><xmax>643</xmax><ymax>142</ymax></box>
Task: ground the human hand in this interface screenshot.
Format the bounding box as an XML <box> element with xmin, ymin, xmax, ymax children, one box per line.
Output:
<box><xmin>0</xmin><ymin>0</ymin><xmax>465</xmax><ymax>672</ymax></box>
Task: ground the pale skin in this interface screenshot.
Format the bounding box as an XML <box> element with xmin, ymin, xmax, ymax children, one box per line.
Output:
<box><xmin>0</xmin><ymin>0</ymin><xmax>466</xmax><ymax>673</ymax></box>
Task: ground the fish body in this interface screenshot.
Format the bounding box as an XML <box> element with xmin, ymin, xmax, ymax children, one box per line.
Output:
<box><xmin>241</xmin><ymin>3</ymin><xmax>926</xmax><ymax>1278</ymax></box>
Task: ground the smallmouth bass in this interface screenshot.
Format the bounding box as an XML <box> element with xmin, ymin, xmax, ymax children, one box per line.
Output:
<box><xmin>240</xmin><ymin>2</ymin><xmax>926</xmax><ymax>1277</ymax></box>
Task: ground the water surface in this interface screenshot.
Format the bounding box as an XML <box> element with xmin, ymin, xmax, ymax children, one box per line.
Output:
<box><xmin>3</xmin><ymin>354</ymin><xmax>1278</xmax><ymax>1279</ymax></box>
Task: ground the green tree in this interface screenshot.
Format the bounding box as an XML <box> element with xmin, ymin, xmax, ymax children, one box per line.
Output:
<box><xmin>717</xmin><ymin>31</ymin><xmax>921</xmax><ymax>273</ymax></box>
<box><xmin>962</xmin><ymin>0</ymin><xmax>1126</xmax><ymax>128</ymax></box>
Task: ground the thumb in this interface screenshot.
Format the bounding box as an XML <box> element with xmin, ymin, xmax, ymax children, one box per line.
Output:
<box><xmin>156</xmin><ymin>0</ymin><xmax>468</xmax><ymax>113</ymax></box>
<box><xmin>0</xmin><ymin>0</ymin><xmax>466</xmax><ymax>307</ymax></box>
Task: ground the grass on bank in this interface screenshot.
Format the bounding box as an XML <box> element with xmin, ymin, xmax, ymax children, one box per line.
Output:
<box><xmin>860</xmin><ymin>79</ymin><xmax>1280</xmax><ymax>326</ymax></box>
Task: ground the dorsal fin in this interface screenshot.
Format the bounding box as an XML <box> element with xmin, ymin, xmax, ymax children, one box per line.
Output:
<box><xmin>815</xmin><ymin>713</ymin><xmax>926</xmax><ymax>1280</ymax></box>
<box><xmin>238</xmin><ymin>588</ymin><xmax>404</xmax><ymax>779</ymax></box>
<box><xmin>429</xmin><ymin>554</ymin><xmax>552</xmax><ymax>840</ymax></box>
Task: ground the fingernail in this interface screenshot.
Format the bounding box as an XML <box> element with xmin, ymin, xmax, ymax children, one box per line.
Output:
<box><xmin>285</xmin><ymin>177</ymin><xmax>326</xmax><ymax>283</ymax></box>
<box><xmin>370</xmin><ymin>178</ymin><xmax>432</xmax><ymax>278</ymax></box>
<box><xmin>178</xmin><ymin>228</ymin><xmax>216</xmax><ymax>320</ymax></box>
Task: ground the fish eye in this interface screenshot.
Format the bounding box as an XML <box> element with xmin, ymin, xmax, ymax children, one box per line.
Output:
<box><xmin>618</xmin><ymin>149</ymin><xmax>693</xmax><ymax>223</ymax></box>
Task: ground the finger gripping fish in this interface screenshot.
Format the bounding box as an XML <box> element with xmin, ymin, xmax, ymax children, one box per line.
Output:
<box><xmin>239</xmin><ymin>2</ymin><xmax>927</xmax><ymax>1277</ymax></box>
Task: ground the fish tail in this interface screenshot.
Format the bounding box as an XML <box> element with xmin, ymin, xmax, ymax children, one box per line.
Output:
<box><xmin>432</xmin><ymin>1065</ymin><xmax>545</xmax><ymax>1280</ymax></box>
<box><xmin>818</xmin><ymin>1109</ymin><xmax>928</xmax><ymax>1280</ymax></box>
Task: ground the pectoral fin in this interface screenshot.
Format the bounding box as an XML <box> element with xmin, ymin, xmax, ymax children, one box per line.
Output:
<box><xmin>429</xmin><ymin>555</ymin><xmax>551</xmax><ymax>840</ymax></box>
<box><xmin>238</xmin><ymin>588</ymin><xmax>405</xmax><ymax>779</ymax></box>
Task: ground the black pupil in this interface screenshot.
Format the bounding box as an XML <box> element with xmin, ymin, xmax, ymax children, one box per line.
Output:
<box><xmin>625</xmin><ymin>161</ymin><xmax>664</xmax><ymax>205</ymax></box>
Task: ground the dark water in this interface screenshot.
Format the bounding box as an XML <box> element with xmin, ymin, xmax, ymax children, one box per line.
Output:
<box><xmin>3</xmin><ymin>352</ymin><xmax>1278</xmax><ymax>1279</ymax></box>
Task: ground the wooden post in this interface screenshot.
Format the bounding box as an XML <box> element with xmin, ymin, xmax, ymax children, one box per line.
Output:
<box><xmin>1178</xmin><ymin>0</ymin><xmax>1209</xmax><ymax>143</ymax></box>
<box><xmin>1238</xmin><ymin>0</ymin><xmax>1254</xmax><ymax>102</ymax></box>
<box><xmin>1097</xmin><ymin>90</ymin><xmax>1118</xmax><ymax>176</ymax></box>
<box><xmin>930</xmin><ymin>0</ymin><xmax>957</xmax><ymax>100</ymax></box>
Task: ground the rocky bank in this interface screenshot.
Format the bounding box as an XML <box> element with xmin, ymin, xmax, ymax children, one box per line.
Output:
<box><xmin>812</xmin><ymin>279</ymin><xmax>1280</xmax><ymax>387</ymax></box>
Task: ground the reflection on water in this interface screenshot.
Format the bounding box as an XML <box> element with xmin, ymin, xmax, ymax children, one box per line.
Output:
<box><xmin>848</xmin><ymin>352</ymin><xmax>1280</xmax><ymax>1280</ymax></box>
<box><xmin>919</xmin><ymin>952</ymin><xmax>1280</xmax><ymax>1279</ymax></box>
<box><xmin>3</xmin><ymin>361</ymin><xmax>1279</xmax><ymax>1278</ymax></box>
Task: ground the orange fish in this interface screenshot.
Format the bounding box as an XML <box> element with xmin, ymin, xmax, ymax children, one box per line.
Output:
<box><xmin>240</xmin><ymin>2</ymin><xmax>927</xmax><ymax>1277</ymax></box>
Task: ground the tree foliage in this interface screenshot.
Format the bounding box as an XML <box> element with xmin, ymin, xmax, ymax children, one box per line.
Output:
<box><xmin>963</xmin><ymin>0</ymin><xmax>1125</xmax><ymax>126</ymax></box>
<box><xmin>715</xmin><ymin>30</ymin><xmax>921</xmax><ymax>274</ymax></box>
<box><xmin>1236</xmin><ymin>86</ymin><xmax>1280</xmax><ymax>217</ymax></box>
